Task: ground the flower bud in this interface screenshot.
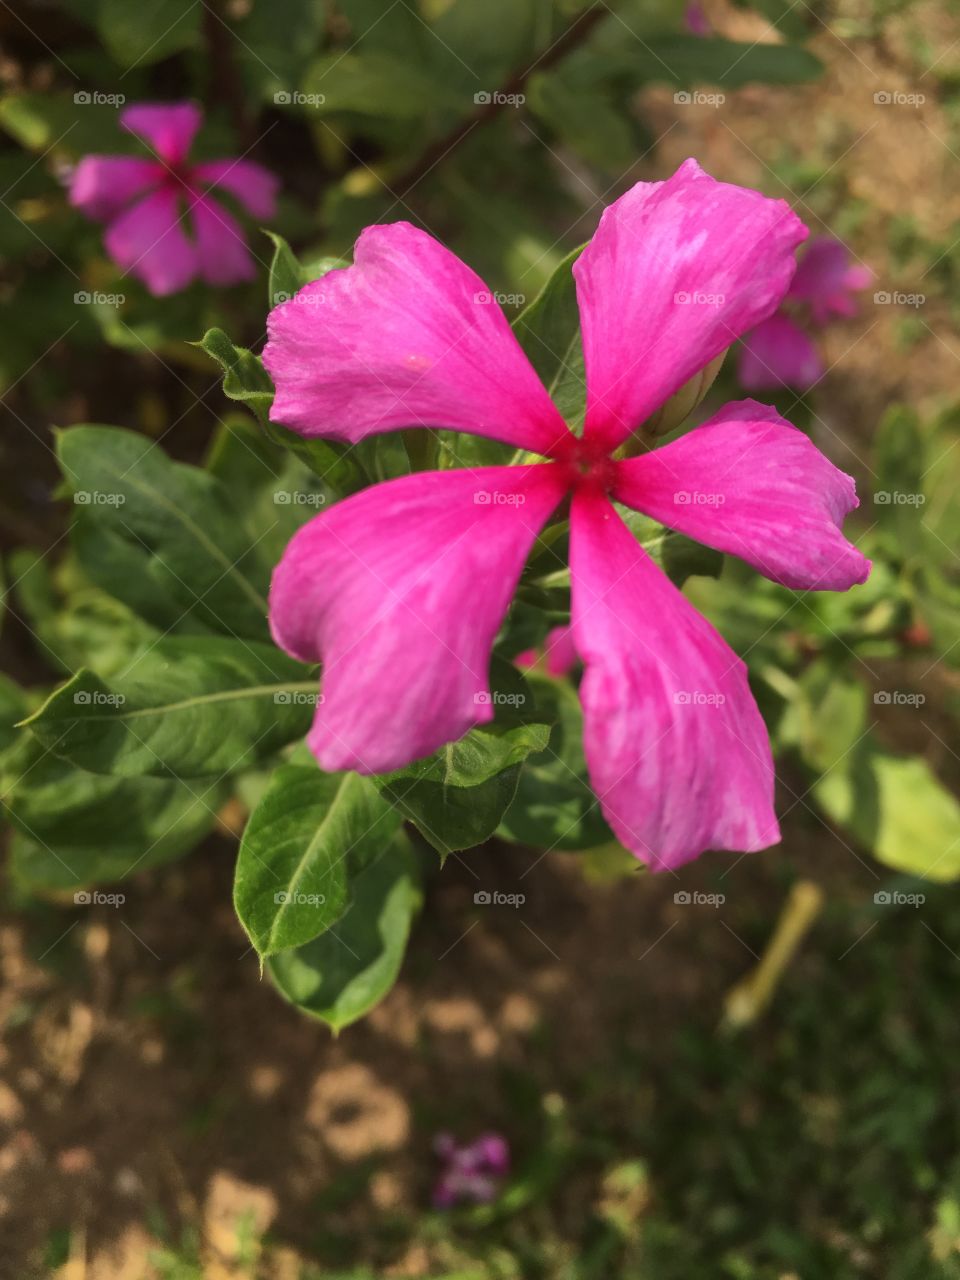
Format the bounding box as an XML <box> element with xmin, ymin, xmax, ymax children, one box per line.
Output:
<box><xmin>639</xmin><ymin>351</ymin><xmax>726</xmax><ymax>440</ymax></box>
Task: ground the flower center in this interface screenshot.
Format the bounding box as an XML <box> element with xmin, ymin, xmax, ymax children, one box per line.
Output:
<box><xmin>562</xmin><ymin>443</ymin><xmax>616</xmax><ymax>495</ymax></box>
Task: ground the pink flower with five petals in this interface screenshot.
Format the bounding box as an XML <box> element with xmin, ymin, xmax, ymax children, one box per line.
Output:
<box><xmin>69</xmin><ymin>102</ymin><xmax>278</xmax><ymax>296</ymax></box>
<box><xmin>264</xmin><ymin>159</ymin><xmax>871</xmax><ymax>871</ymax></box>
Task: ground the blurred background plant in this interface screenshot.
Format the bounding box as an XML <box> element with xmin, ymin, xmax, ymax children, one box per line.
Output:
<box><xmin>2</xmin><ymin>0</ymin><xmax>960</xmax><ymax>1277</ymax></box>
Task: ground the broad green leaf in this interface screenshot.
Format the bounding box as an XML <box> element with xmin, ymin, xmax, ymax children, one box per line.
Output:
<box><xmin>267</xmin><ymin>830</ymin><xmax>422</xmax><ymax>1031</ymax></box>
<box><xmin>527</xmin><ymin>70</ymin><xmax>638</xmax><ymax>172</ymax></box>
<box><xmin>22</xmin><ymin>637</ymin><xmax>314</xmax><ymax>779</ymax></box>
<box><xmin>815</xmin><ymin>746</ymin><xmax>960</xmax><ymax>882</ymax></box>
<box><xmin>9</xmin><ymin>549</ymin><xmax>157</xmax><ymax>677</ymax></box>
<box><xmin>574</xmin><ymin>35</ymin><xmax>823</xmax><ymax>90</ymax></box>
<box><xmin>57</xmin><ymin>425</ymin><xmax>272</xmax><ymax>641</ymax></box>
<box><xmin>512</xmin><ymin>246</ymin><xmax>586</xmax><ymax>431</ymax></box>
<box><xmin>303</xmin><ymin>52</ymin><xmax>456</xmax><ymax>119</ymax></box>
<box><xmin>97</xmin><ymin>0</ymin><xmax>201</xmax><ymax>67</ymax></box>
<box><xmin>377</xmin><ymin>662</ymin><xmax>550</xmax><ymax>856</ymax></box>
<box><xmin>234</xmin><ymin>762</ymin><xmax>400</xmax><ymax>957</ymax></box>
<box><xmin>234</xmin><ymin>0</ymin><xmax>327</xmax><ymax>102</ymax></box>
<box><xmin>265</xmin><ymin>231</ymin><xmax>348</xmax><ymax>308</ymax></box>
<box><xmin>794</xmin><ymin>660</ymin><xmax>868</xmax><ymax>775</ymax></box>
<box><xmin>0</xmin><ymin>93</ymin><xmax>138</xmax><ymax>156</ymax></box>
<box><xmin>499</xmin><ymin>675</ymin><xmax>614</xmax><ymax>852</ymax></box>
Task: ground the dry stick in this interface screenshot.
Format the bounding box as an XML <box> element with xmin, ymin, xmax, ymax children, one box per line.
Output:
<box><xmin>722</xmin><ymin>880</ymin><xmax>825</xmax><ymax>1030</ymax></box>
<box><xmin>393</xmin><ymin>1</ymin><xmax>616</xmax><ymax>198</ymax></box>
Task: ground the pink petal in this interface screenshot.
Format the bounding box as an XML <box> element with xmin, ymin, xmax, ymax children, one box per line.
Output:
<box><xmin>191</xmin><ymin>193</ymin><xmax>257</xmax><ymax>286</ymax></box>
<box><xmin>120</xmin><ymin>102</ymin><xmax>202</xmax><ymax>166</ymax></box>
<box><xmin>612</xmin><ymin>399</ymin><xmax>871</xmax><ymax>591</ymax></box>
<box><xmin>574</xmin><ymin>159</ymin><xmax>808</xmax><ymax>453</ymax></box>
<box><xmin>737</xmin><ymin>313</ymin><xmax>822</xmax><ymax>391</ymax></box>
<box><xmin>270</xmin><ymin>464</ymin><xmax>569</xmax><ymax>774</ymax></box>
<box><xmin>516</xmin><ymin>625</ymin><xmax>577</xmax><ymax>677</ymax></box>
<box><xmin>192</xmin><ymin>158</ymin><xmax>279</xmax><ymax>219</ymax></box>
<box><xmin>788</xmin><ymin>237</ymin><xmax>870</xmax><ymax>325</ymax></box>
<box><xmin>263</xmin><ymin>222</ymin><xmax>572</xmax><ymax>457</ymax></box>
<box><xmin>69</xmin><ymin>155</ymin><xmax>163</xmax><ymax>221</ymax></box>
<box><xmin>104</xmin><ymin>186</ymin><xmax>197</xmax><ymax>296</ymax></box>
<box><xmin>570</xmin><ymin>490</ymin><xmax>779</xmax><ymax>870</ymax></box>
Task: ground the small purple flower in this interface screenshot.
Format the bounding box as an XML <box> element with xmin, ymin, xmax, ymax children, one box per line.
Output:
<box><xmin>684</xmin><ymin>2</ymin><xmax>712</xmax><ymax>36</ymax></box>
<box><xmin>432</xmin><ymin>1132</ymin><xmax>510</xmax><ymax>1208</ymax></box>
<box><xmin>69</xmin><ymin>102</ymin><xmax>278</xmax><ymax>296</ymax></box>
<box><xmin>738</xmin><ymin>237</ymin><xmax>870</xmax><ymax>392</ymax></box>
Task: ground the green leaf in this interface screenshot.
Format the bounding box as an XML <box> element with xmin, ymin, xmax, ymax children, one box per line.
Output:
<box><xmin>512</xmin><ymin>246</ymin><xmax>586</xmax><ymax>432</ymax></box>
<box><xmin>377</xmin><ymin>662</ymin><xmax>550</xmax><ymax>856</ymax></box>
<box><xmin>267</xmin><ymin>830</ymin><xmax>422</xmax><ymax>1031</ymax></box>
<box><xmin>815</xmin><ymin>746</ymin><xmax>960</xmax><ymax>882</ymax></box>
<box><xmin>97</xmin><ymin>0</ymin><xmax>201</xmax><ymax>67</ymax></box>
<box><xmin>57</xmin><ymin>424</ymin><xmax>272</xmax><ymax>641</ymax></box>
<box><xmin>303</xmin><ymin>51</ymin><xmax>455</xmax><ymax>120</ymax></box>
<box><xmin>234</xmin><ymin>762</ymin><xmax>400</xmax><ymax>957</ymax></box>
<box><xmin>527</xmin><ymin>70</ymin><xmax>638</xmax><ymax>172</ymax></box>
<box><xmin>574</xmin><ymin>35</ymin><xmax>823</xmax><ymax>90</ymax></box>
<box><xmin>499</xmin><ymin>675</ymin><xmax>614</xmax><ymax>852</ymax></box>
<box><xmin>198</xmin><ymin>328</ymin><xmax>275</xmax><ymax>426</ymax></box>
<box><xmin>22</xmin><ymin>637</ymin><xmax>315</xmax><ymax>779</ymax></box>
<box><xmin>200</xmin><ymin>328</ymin><xmax>365</xmax><ymax>492</ymax></box>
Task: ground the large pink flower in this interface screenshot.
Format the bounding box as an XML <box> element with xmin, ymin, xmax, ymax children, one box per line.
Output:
<box><xmin>263</xmin><ymin>159</ymin><xmax>870</xmax><ymax>871</ymax></box>
<box><xmin>69</xmin><ymin>102</ymin><xmax>278</xmax><ymax>296</ymax></box>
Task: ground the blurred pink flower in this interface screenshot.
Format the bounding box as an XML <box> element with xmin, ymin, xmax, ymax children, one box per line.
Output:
<box><xmin>738</xmin><ymin>237</ymin><xmax>870</xmax><ymax>392</ymax></box>
<box><xmin>265</xmin><ymin>160</ymin><xmax>870</xmax><ymax>871</ymax></box>
<box><xmin>684</xmin><ymin>2</ymin><xmax>712</xmax><ymax>36</ymax></box>
<box><xmin>432</xmin><ymin>1132</ymin><xmax>510</xmax><ymax>1208</ymax></box>
<box><xmin>69</xmin><ymin>102</ymin><xmax>278</xmax><ymax>296</ymax></box>
<box><xmin>515</xmin><ymin>625</ymin><xmax>578</xmax><ymax>678</ymax></box>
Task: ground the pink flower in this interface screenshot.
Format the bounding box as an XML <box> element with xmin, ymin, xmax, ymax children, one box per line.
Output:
<box><xmin>69</xmin><ymin>102</ymin><xmax>278</xmax><ymax>296</ymax></box>
<box><xmin>432</xmin><ymin>1132</ymin><xmax>509</xmax><ymax>1208</ymax></box>
<box><xmin>264</xmin><ymin>159</ymin><xmax>870</xmax><ymax>871</ymax></box>
<box><xmin>738</xmin><ymin>238</ymin><xmax>871</xmax><ymax>392</ymax></box>
<box><xmin>684</xmin><ymin>1</ymin><xmax>712</xmax><ymax>36</ymax></box>
<box><xmin>515</xmin><ymin>625</ymin><xmax>578</xmax><ymax>678</ymax></box>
